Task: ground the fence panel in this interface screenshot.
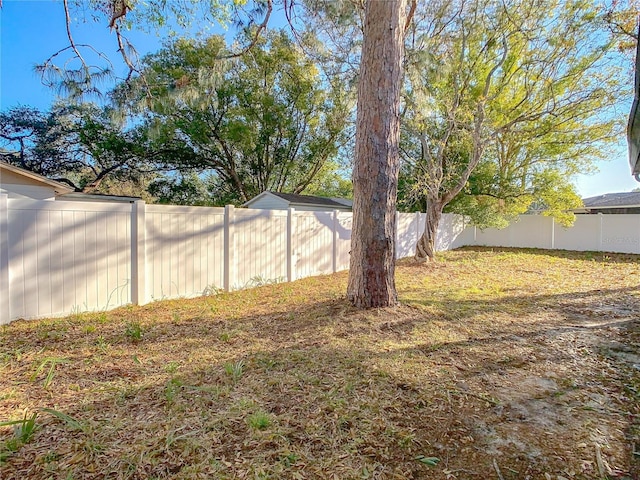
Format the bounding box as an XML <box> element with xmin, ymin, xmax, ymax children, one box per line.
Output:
<box><xmin>601</xmin><ymin>215</ymin><xmax>640</xmax><ymax>254</ymax></box>
<box><xmin>7</xmin><ymin>199</ymin><xmax>131</xmax><ymax>321</ymax></box>
<box><xmin>397</xmin><ymin>212</ymin><xmax>419</xmax><ymax>258</ymax></box>
<box><xmin>234</xmin><ymin>208</ymin><xmax>288</xmax><ymax>287</ymax></box>
<box><xmin>295</xmin><ymin>211</ymin><xmax>334</xmax><ymax>279</ymax></box>
<box><xmin>554</xmin><ymin>215</ymin><xmax>601</xmax><ymax>252</ymax></box>
<box><xmin>510</xmin><ymin>216</ymin><xmax>554</xmax><ymax>249</ymax></box>
<box><xmin>335</xmin><ymin>212</ymin><xmax>352</xmax><ymax>271</ymax></box>
<box><xmin>437</xmin><ymin>214</ymin><xmax>468</xmax><ymax>251</ymax></box>
<box><xmin>145</xmin><ymin>205</ymin><xmax>226</xmax><ymax>300</ymax></box>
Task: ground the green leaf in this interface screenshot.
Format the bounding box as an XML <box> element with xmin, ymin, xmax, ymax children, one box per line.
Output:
<box><xmin>415</xmin><ymin>455</ymin><xmax>440</xmax><ymax>467</ymax></box>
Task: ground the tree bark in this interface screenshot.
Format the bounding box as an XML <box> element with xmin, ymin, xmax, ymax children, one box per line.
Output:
<box><xmin>347</xmin><ymin>0</ymin><xmax>406</xmax><ymax>308</ymax></box>
<box><xmin>415</xmin><ymin>198</ymin><xmax>442</xmax><ymax>262</ymax></box>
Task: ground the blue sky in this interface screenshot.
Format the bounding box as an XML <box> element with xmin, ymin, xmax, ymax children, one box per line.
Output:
<box><xmin>1</xmin><ymin>0</ymin><xmax>639</xmax><ymax>197</ymax></box>
<box><xmin>1</xmin><ymin>0</ymin><xmax>163</xmax><ymax>110</ymax></box>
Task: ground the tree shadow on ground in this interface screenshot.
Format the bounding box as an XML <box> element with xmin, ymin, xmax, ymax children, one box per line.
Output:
<box><xmin>1</xmin><ymin>279</ymin><xmax>639</xmax><ymax>479</ymax></box>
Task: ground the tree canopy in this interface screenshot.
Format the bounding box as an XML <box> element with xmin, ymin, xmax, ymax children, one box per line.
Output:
<box><xmin>113</xmin><ymin>31</ymin><xmax>350</xmax><ymax>204</ymax></box>
<box><xmin>399</xmin><ymin>0</ymin><xmax>629</xmax><ymax>260</ymax></box>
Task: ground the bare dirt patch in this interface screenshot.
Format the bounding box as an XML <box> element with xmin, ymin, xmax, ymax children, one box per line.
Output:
<box><xmin>1</xmin><ymin>247</ymin><xmax>639</xmax><ymax>479</ymax></box>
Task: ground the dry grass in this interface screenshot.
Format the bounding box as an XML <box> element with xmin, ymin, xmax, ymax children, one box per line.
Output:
<box><xmin>1</xmin><ymin>247</ymin><xmax>639</xmax><ymax>479</ymax></box>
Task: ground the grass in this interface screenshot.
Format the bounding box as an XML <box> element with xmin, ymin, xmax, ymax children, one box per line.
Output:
<box><xmin>1</xmin><ymin>247</ymin><xmax>639</xmax><ymax>479</ymax></box>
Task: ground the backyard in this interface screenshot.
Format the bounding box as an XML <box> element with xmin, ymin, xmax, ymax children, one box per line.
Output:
<box><xmin>1</xmin><ymin>247</ymin><xmax>639</xmax><ymax>479</ymax></box>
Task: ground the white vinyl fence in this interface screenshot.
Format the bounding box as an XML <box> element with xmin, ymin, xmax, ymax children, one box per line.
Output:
<box><xmin>0</xmin><ymin>195</ymin><xmax>468</xmax><ymax>324</ymax></box>
<box><xmin>3</xmin><ymin>194</ymin><xmax>638</xmax><ymax>325</ymax></box>
<box><xmin>468</xmin><ymin>214</ymin><xmax>640</xmax><ymax>254</ymax></box>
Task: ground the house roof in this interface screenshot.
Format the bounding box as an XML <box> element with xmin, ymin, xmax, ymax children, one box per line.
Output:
<box><xmin>582</xmin><ymin>192</ymin><xmax>640</xmax><ymax>209</ymax></box>
<box><xmin>244</xmin><ymin>191</ymin><xmax>353</xmax><ymax>209</ymax></box>
<box><xmin>0</xmin><ymin>160</ymin><xmax>74</xmax><ymax>195</ymax></box>
<box><xmin>270</xmin><ymin>192</ymin><xmax>352</xmax><ymax>208</ymax></box>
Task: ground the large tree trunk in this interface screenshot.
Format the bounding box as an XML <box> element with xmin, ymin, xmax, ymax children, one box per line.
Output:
<box><xmin>415</xmin><ymin>198</ymin><xmax>443</xmax><ymax>262</ymax></box>
<box><xmin>347</xmin><ymin>0</ymin><xmax>406</xmax><ymax>308</ymax></box>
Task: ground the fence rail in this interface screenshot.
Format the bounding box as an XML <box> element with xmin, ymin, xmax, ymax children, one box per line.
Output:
<box><xmin>2</xmin><ymin>193</ymin><xmax>638</xmax><ymax>325</ymax></box>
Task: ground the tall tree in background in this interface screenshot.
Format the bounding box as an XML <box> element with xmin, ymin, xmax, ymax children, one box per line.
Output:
<box><xmin>401</xmin><ymin>0</ymin><xmax>626</xmax><ymax>261</ymax></box>
<box><xmin>0</xmin><ymin>103</ymin><xmax>168</xmax><ymax>192</ymax></box>
<box><xmin>119</xmin><ymin>31</ymin><xmax>349</xmax><ymax>204</ymax></box>
<box><xmin>347</xmin><ymin>0</ymin><xmax>407</xmax><ymax>308</ymax></box>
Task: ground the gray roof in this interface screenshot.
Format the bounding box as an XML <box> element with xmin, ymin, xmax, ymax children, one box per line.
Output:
<box><xmin>582</xmin><ymin>192</ymin><xmax>640</xmax><ymax>209</ymax></box>
<box><xmin>269</xmin><ymin>192</ymin><xmax>352</xmax><ymax>209</ymax></box>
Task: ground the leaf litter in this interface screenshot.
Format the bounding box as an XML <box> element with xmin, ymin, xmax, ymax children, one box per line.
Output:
<box><xmin>0</xmin><ymin>247</ymin><xmax>639</xmax><ymax>479</ymax></box>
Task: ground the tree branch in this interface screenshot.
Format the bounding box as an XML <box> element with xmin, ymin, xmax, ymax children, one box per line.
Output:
<box><xmin>221</xmin><ymin>0</ymin><xmax>273</xmax><ymax>60</ymax></box>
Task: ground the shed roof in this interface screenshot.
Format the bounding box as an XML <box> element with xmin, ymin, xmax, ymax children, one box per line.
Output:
<box><xmin>244</xmin><ymin>191</ymin><xmax>352</xmax><ymax>210</ymax></box>
<box><xmin>269</xmin><ymin>192</ymin><xmax>352</xmax><ymax>208</ymax></box>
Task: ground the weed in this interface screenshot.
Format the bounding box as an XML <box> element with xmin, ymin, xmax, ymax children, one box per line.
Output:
<box><xmin>31</xmin><ymin>357</ymin><xmax>68</xmax><ymax>389</ymax></box>
<box><xmin>41</xmin><ymin>408</ymin><xmax>87</xmax><ymax>433</ymax></box>
<box><xmin>246</xmin><ymin>276</ymin><xmax>284</xmax><ymax>288</ymax></box>
<box><xmin>124</xmin><ymin>321</ymin><xmax>143</xmax><ymax>341</ymax></box>
<box><xmin>255</xmin><ymin>355</ymin><xmax>278</xmax><ymax>371</ymax></box>
<box><xmin>203</xmin><ymin>285</ymin><xmax>224</xmax><ymax>296</ymax></box>
<box><xmin>246</xmin><ymin>411</ymin><xmax>272</xmax><ymax>430</ymax></box>
<box><xmin>94</xmin><ymin>335</ymin><xmax>109</xmax><ymax>352</ymax></box>
<box><xmin>165</xmin><ymin>378</ymin><xmax>183</xmax><ymax>405</ymax></box>
<box><xmin>164</xmin><ymin>361</ymin><xmax>180</xmax><ymax>374</ymax></box>
<box><xmin>281</xmin><ymin>452</ymin><xmax>299</xmax><ymax>467</ymax></box>
<box><xmin>43</xmin><ymin>451</ymin><xmax>62</xmax><ymax>463</ymax></box>
<box><xmin>224</xmin><ymin>360</ymin><xmax>245</xmax><ymax>383</ymax></box>
<box><xmin>0</xmin><ymin>411</ymin><xmax>38</xmax><ymax>462</ymax></box>
<box><xmin>82</xmin><ymin>324</ymin><xmax>96</xmax><ymax>334</ymax></box>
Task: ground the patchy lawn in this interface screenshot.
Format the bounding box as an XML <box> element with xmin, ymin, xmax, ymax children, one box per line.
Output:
<box><xmin>1</xmin><ymin>247</ymin><xmax>639</xmax><ymax>479</ymax></box>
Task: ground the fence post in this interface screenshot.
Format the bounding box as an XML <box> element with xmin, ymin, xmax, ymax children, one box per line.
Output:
<box><xmin>0</xmin><ymin>194</ymin><xmax>9</xmax><ymax>325</ymax></box>
<box><xmin>131</xmin><ymin>200</ymin><xmax>147</xmax><ymax>306</ymax></box>
<box><xmin>224</xmin><ymin>205</ymin><xmax>235</xmax><ymax>291</ymax></box>
<box><xmin>332</xmin><ymin>210</ymin><xmax>338</xmax><ymax>273</ymax></box>
<box><xmin>597</xmin><ymin>213</ymin><xmax>603</xmax><ymax>251</ymax></box>
<box><xmin>550</xmin><ymin>218</ymin><xmax>555</xmax><ymax>250</ymax></box>
<box><xmin>287</xmin><ymin>207</ymin><xmax>296</xmax><ymax>282</ymax></box>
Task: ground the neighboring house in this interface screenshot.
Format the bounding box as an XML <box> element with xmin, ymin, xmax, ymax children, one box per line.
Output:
<box><xmin>244</xmin><ymin>191</ymin><xmax>353</xmax><ymax>212</ymax></box>
<box><xmin>0</xmin><ymin>160</ymin><xmax>73</xmax><ymax>200</ymax></box>
<box><xmin>0</xmin><ymin>161</ymin><xmax>140</xmax><ymax>203</ymax></box>
<box><xmin>575</xmin><ymin>192</ymin><xmax>640</xmax><ymax>214</ymax></box>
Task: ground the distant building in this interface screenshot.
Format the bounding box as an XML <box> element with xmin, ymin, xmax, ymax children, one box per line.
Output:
<box><xmin>0</xmin><ymin>161</ymin><xmax>73</xmax><ymax>200</ymax></box>
<box><xmin>243</xmin><ymin>191</ymin><xmax>353</xmax><ymax>212</ymax></box>
<box><xmin>574</xmin><ymin>192</ymin><xmax>640</xmax><ymax>214</ymax></box>
<box><xmin>0</xmin><ymin>161</ymin><xmax>140</xmax><ymax>203</ymax></box>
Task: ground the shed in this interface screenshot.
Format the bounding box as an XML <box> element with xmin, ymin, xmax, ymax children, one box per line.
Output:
<box><xmin>574</xmin><ymin>192</ymin><xmax>640</xmax><ymax>214</ymax></box>
<box><xmin>243</xmin><ymin>191</ymin><xmax>353</xmax><ymax>212</ymax></box>
<box><xmin>0</xmin><ymin>161</ymin><xmax>73</xmax><ymax>200</ymax></box>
